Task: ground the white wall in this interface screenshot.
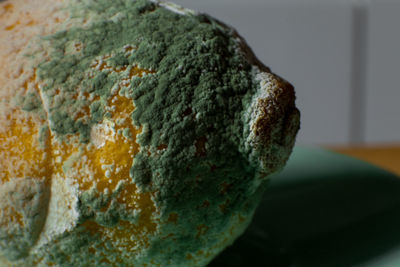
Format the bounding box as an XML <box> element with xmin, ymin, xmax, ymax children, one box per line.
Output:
<box><xmin>365</xmin><ymin>0</ymin><xmax>400</xmax><ymax>144</ymax></box>
<box><xmin>171</xmin><ymin>0</ymin><xmax>400</xmax><ymax>146</ymax></box>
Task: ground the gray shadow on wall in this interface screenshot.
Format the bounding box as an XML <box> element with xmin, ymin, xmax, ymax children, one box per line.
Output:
<box><xmin>209</xmin><ymin>147</ymin><xmax>400</xmax><ymax>267</ymax></box>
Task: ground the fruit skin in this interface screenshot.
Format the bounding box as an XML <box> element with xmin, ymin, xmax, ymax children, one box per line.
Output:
<box><xmin>0</xmin><ymin>0</ymin><xmax>300</xmax><ymax>266</ymax></box>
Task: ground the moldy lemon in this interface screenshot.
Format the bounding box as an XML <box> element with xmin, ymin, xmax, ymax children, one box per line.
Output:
<box><xmin>0</xmin><ymin>0</ymin><xmax>300</xmax><ymax>266</ymax></box>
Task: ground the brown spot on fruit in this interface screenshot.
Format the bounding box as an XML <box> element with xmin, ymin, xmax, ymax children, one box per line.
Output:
<box><xmin>194</xmin><ymin>136</ymin><xmax>207</xmax><ymax>157</ymax></box>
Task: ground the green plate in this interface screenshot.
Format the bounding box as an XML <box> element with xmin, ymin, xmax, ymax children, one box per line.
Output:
<box><xmin>210</xmin><ymin>147</ymin><xmax>400</xmax><ymax>267</ymax></box>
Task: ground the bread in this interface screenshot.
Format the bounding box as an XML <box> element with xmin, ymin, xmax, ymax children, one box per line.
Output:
<box><xmin>0</xmin><ymin>0</ymin><xmax>300</xmax><ymax>266</ymax></box>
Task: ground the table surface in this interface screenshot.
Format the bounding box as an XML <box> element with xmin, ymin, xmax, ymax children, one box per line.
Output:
<box><xmin>211</xmin><ymin>147</ymin><xmax>400</xmax><ymax>267</ymax></box>
<box><xmin>330</xmin><ymin>145</ymin><xmax>400</xmax><ymax>176</ymax></box>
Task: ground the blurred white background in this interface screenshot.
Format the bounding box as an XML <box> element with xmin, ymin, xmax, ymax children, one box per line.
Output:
<box><xmin>172</xmin><ymin>0</ymin><xmax>400</xmax><ymax>146</ymax></box>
